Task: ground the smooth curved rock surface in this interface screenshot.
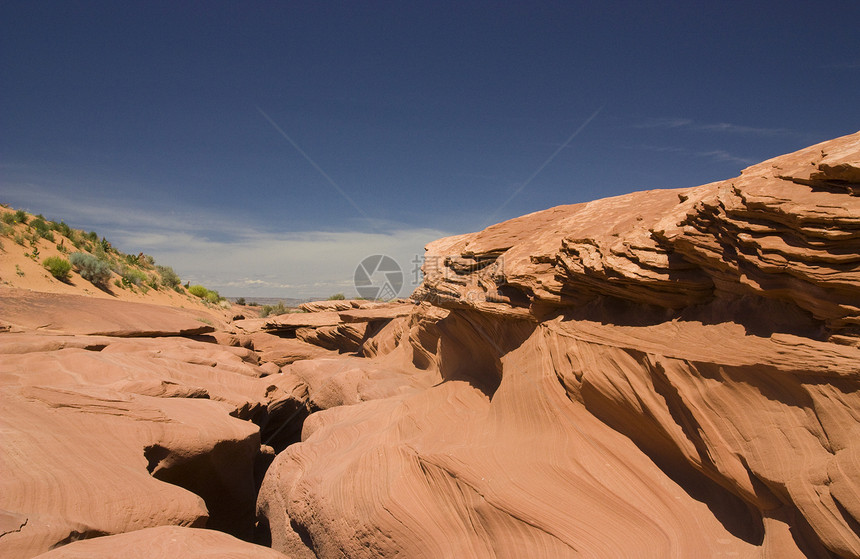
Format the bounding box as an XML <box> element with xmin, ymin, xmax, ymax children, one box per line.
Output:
<box><xmin>0</xmin><ymin>288</ymin><xmax>214</xmax><ymax>337</ymax></box>
<box><xmin>0</xmin><ymin>330</ymin><xmax>301</xmax><ymax>557</ymax></box>
<box><xmin>31</xmin><ymin>526</ymin><xmax>290</xmax><ymax>559</ymax></box>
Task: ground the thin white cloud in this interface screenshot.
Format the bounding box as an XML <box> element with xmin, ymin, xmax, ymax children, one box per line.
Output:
<box><xmin>632</xmin><ymin>144</ymin><xmax>757</xmax><ymax>166</ymax></box>
<box><xmin>634</xmin><ymin>117</ymin><xmax>794</xmax><ymax>136</ymax></box>
<box><xmin>634</xmin><ymin>117</ymin><xmax>693</xmax><ymax>129</ymax></box>
<box><xmin>695</xmin><ymin>149</ymin><xmax>757</xmax><ymax>166</ymax></box>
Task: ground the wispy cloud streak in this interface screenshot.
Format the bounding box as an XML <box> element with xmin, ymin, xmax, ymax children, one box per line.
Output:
<box><xmin>483</xmin><ymin>105</ymin><xmax>604</xmax><ymax>226</ymax></box>
<box><xmin>257</xmin><ymin>107</ymin><xmax>371</xmax><ymax>220</ymax></box>
<box><xmin>634</xmin><ymin>117</ymin><xmax>794</xmax><ymax>136</ymax></box>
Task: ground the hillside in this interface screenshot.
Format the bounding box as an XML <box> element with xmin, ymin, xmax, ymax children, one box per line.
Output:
<box><xmin>0</xmin><ymin>205</ymin><xmax>233</xmax><ymax>318</ymax></box>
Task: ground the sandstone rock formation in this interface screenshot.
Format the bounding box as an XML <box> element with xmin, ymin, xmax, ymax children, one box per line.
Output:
<box><xmin>0</xmin><ymin>290</ymin><xmax>328</xmax><ymax>558</ymax></box>
<box><xmin>257</xmin><ymin>131</ymin><xmax>860</xmax><ymax>558</ymax></box>
<box><xmin>30</xmin><ymin>526</ymin><xmax>289</xmax><ymax>559</ymax></box>
<box><xmin>3</xmin><ymin>131</ymin><xmax>859</xmax><ymax>558</ymax></box>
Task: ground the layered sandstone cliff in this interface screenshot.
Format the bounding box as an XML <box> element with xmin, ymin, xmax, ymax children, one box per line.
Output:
<box><xmin>258</xmin><ymin>131</ymin><xmax>860</xmax><ymax>558</ymax></box>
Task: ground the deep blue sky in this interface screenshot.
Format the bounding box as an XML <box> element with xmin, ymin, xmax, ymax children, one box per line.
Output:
<box><xmin>2</xmin><ymin>1</ymin><xmax>859</xmax><ymax>297</ymax></box>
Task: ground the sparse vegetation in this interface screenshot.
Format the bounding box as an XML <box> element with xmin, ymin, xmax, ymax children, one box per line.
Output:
<box><xmin>327</xmin><ymin>293</ymin><xmax>346</xmax><ymax>300</ymax></box>
<box><xmin>51</xmin><ymin>220</ymin><xmax>73</xmax><ymax>238</ymax></box>
<box><xmin>0</xmin><ymin>204</ymin><xmax>197</xmax><ymax>301</ymax></box>
<box><xmin>69</xmin><ymin>252</ymin><xmax>112</xmax><ymax>286</ymax></box>
<box><xmin>120</xmin><ymin>266</ymin><xmax>148</xmax><ymax>289</ymax></box>
<box><xmin>188</xmin><ymin>284</ymin><xmax>223</xmax><ymax>304</ymax></box>
<box><xmin>156</xmin><ymin>265</ymin><xmax>181</xmax><ymax>289</ymax></box>
<box><xmin>43</xmin><ymin>256</ymin><xmax>72</xmax><ymax>281</ymax></box>
<box><xmin>259</xmin><ymin>301</ymin><xmax>291</xmax><ymax>318</ymax></box>
<box><xmin>30</xmin><ymin>218</ymin><xmax>55</xmax><ymax>241</ymax></box>
<box><xmin>235</xmin><ymin>297</ymin><xmax>246</xmax><ymax>305</ymax></box>
<box><xmin>187</xmin><ymin>284</ymin><xmax>209</xmax><ymax>298</ymax></box>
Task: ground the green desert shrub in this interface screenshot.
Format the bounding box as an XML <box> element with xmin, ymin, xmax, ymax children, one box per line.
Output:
<box><xmin>259</xmin><ymin>301</ymin><xmax>289</xmax><ymax>318</ymax></box>
<box><xmin>157</xmin><ymin>265</ymin><xmax>181</xmax><ymax>288</ymax></box>
<box><xmin>43</xmin><ymin>256</ymin><xmax>72</xmax><ymax>281</ymax></box>
<box><xmin>31</xmin><ymin>218</ymin><xmax>56</xmax><ymax>242</ymax></box>
<box><xmin>69</xmin><ymin>252</ymin><xmax>112</xmax><ymax>286</ymax></box>
<box><xmin>120</xmin><ymin>266</ymin><xmax>148</xmax><ymax>288</ymax></box>
<box><xmin>1</xmin><ymin>212</ymin><xmax>16</xmax><ymax>225</ymax></box>
<box><xmin>51</xmin><ymin>220</ymin><xmax>73</xmax><ymax>238</ymax></box>
<box><xmin>30</xmin><ymin>217</ymin><xmax>49</xmax><ymax>234</ymax></box>
<box><xmin>188</xmin><ymin>284</ymin><xmax>209</xmax><ymax>298</ymax></box>
<box><xmin>327</xmin><ymin>293</ymin><xmax>346</xmax><ymax>300</ymax></box>
<box><xmin>14</xmin><ymin>209</ymin><xmax>28</xmax><ymax>224</ymax></box>
<box><xmin>235</xmin><ymin>297</ymin><xmax>246</xmax><ymax>305</ymax></box>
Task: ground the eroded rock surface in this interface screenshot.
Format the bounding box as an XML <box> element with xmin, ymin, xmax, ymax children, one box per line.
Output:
<box><xmin>30</xmin><ymin>526</ymin><xmax>289</xmax><ymax>559</ymax></box>
<box><xmin>258</xmin><ymin>132</ymin><xmax>860</xmax><ymax>558</ymax></box>
<box><xmin>0</xmin><ymin>294</ymin><xmax>313</xmax><ymax>558</ymax></box>
<box><xmin>4</xmin><ymin>132</ymin><xmax>859</xmax><ymax>558</ymax></box>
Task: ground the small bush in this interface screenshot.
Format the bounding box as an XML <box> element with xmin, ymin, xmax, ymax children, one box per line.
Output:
<box><xmin>260</xmin><ymin>301</ymin><xmax>289</xmax><ymax>318</ymax></box>
<box><xmin>156</xmin><ymin>265</ymin><xmax>181</xmax><ymax>288</ymax></box>
<box><xmin>188</xmin><ymin>284</ymin><xmax>223</xmax><ymax>304</ymax></box>
<box><xmin>327</xmin><ymin>293</ymin><xmax>346</xmax><ymax>300</ymax></box>
<box><xmin>52</xmin><ymin>221</ymin><xmax>73</xmax><ymax>238</ymax></box>
<box><xmin>43</xmin><ymin>256</ymin><xmax>72</xmax><ymax>281</ymax></box>
<box><xmin>121</xmin><ymin>266</ymin><xmax>148</xmax><ymax>288</ymax></box>
<box><xmin>69</xmin><ymin>252</ymin><xmax>112</xmax><ymax>286</ymax></box>
<box><xmin>14</xmin><ymin>210</ymin><xmax>28</xmax><ymax>224</ymax></box>
<box><xmin>1</xmin><ymin>212</ymin><xmax>16</xmax><ymax>225</ymax></box>
<box><xmin>31</xmin><ymin>219</ymin><xmax>56</xmax><ymax>242</ymax></box>
<box><xmin>30</xmin><ymin>218</ymin><xmax>49</xmax><ymax>234</ymax></box>
<box><xmin>188</xmin><ymin>284</ymin><xmax>209</xmax><ymax>298</ymax></box>
<box><xmin>84</xmin><ymin>231</ymin><xmax>98</xmax><ymax>243</ymax></box>
<box><xmin>235</xmin><ymin>297</ymin><xmax>246</xmax><ymax>305</ymax></box>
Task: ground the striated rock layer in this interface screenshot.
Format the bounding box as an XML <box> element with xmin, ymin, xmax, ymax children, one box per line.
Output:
<box><xmin>258</xmin><ymin>131</ymin><xmax>860</xmax><ymax>558</ymax></box>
